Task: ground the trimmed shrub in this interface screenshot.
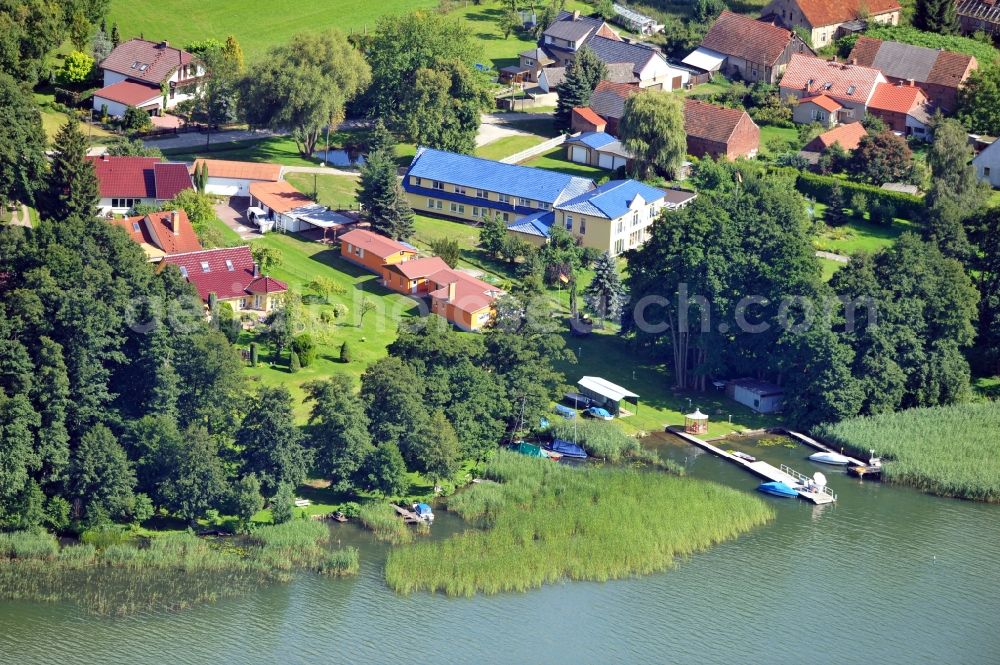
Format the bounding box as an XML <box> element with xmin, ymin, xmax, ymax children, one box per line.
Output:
<box><xmin>796</xmin><ymin>171</ymin><xmax>923</xmax><ymax>220</ymax></box>
<box><xmin>289</xmin><ymin>351</ymin><xmax>301</xmax><ymax>372</ymax></box>
<box><xmin>339</xmin><ymin>341</ymin><xmax>351</xmax><ymax>363</ymax></box>
<box><xmin>249</xmin><ymin>342</ymin><xmax>259</xmax><ymax>367</ymax></box>
<box><xmin>291</xmin><ymin>333</ymin><xmax>316</xmax><ymax>367</ymax></box>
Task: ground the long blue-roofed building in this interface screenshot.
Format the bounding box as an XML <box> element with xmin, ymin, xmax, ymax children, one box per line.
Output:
<box><xmin>403</xmin><ymin>147</ymin><xmax>692</xmax><ymax>256</ymax></box>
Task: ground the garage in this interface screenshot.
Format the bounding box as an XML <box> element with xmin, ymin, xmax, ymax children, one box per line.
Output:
<box><xmin>206</xmin><ymin>178</ymin><xmax>250</xmax><ymax>197</ymax></box>
<box><xmin>193</xmin><ymin>159</ymin><xmax>283</xmax><ymax>199</ymax></box>
<box><xmin>570</xmin><ymin>146</ymin><xmax>589</xmax><ymax>164</ymax></box>
<box><xmin>598</xmin><ymin>153</ymin><xmax>627</xmax><ymax>170</ymax></box>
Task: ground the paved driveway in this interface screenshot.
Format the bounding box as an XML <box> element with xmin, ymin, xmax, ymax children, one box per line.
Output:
<box><xmin>215</xmin><ymin>197</ymin><xmax>261</xmax><ymax>241</ymax></box>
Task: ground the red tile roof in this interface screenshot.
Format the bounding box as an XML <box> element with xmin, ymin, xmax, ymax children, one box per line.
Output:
<box><xmin>791</xmin><ymin>0</ymin><xmax>901</xmax><ymax>27</ymax></box>
<box><xmin>93</xmin><ymin>80</ymin><xmax>161</xmax><ymax>106</ymax></box>
<box><xmin>572</xmin><ymin>106</ymin><xmax>606</xmax><ymax>127</ymax></box>
<box><xmin>100</xmin><ymin>38</ymin><xmax>194</xmax><ymax>84</ymax></box>
<box><xmin>192</xmin><ymin>159</ymin><xmax>282</xmax><ymax>182</ymax></box>
<box><xmin>162</xmin><ymin>246</ymin><xmax>287</xmax><ymax>302</ymax></box>
<box><xmin>88</xmin><ymin>156</ymin><xmax>158</xmax><ymax>198</ymax></box>
<box><xmin>799</xmin><ymin>94</ymin><xmax>843</xmax><ymax>112</ymax></box>
<box><xmin>113</xmin><ymin>210</ymin><xmax>203</xmax><ymax>257</ymax></box>
<box><xmin>780</xmin><ymin>54</ymin><xmax>884</xmax><ymax>105</ymax></box>
<box><xmin>385</xmin><ymin>256</ymin><xmax>450</xmax><ymax>281</ymax></box>
<box><xmin>803</xmin><ymin>122</ymin><xmax>868</xmax><ymax>152</ymax></box>
<box><xmin>248</xmin><ymin>180</ymin><xmax>312</xmax><ymax>214</ymax></box>
<box><xmin>428</xmin><ymin>269</ymin><xmax>501</xmax><ymax>315</ymax></box>
<box><xmin>153</xmin><ymin>162</ymin><xmax>194</xmax><ymax>200</ymax></box>
<box><xmin>848</xmin><ymin>36</ymin><xmax>977</xmax><ymax>89</ymax></box>
<box><xmin>701</xmin><ymin>11</ymin><xmax>800</xmax><ymax>67</ymax></box>
<box><xmin>339</xmin><ymin>229</ymin><xmax>417</xmax><ymax>261</ymax></box>
<box><xmin>868</xmin><ymin>82</ymin><xmax>928</xmax><ymax>114</ymax></box>
<box><xmin>683</xmin><ymin>98</ymin><xmax>756</xmax><ymax>144</ymax></box>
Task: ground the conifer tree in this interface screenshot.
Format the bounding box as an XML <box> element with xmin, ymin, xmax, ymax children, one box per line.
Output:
<box><xmin>914</xmin><ymin>0</ymin><xmax>959</xmax><ymax>34</ymax></box>
<box><xmin>555</xmin><ymin>46</ymin><xmax>608</xmax><ymax>130</ymax></box>
<box><xmin>110</xmin><ymin>22</ymin><xmax>120</xmax><ymax>47</ymax></box>
<box><xmin>41</xmin><ymin>118</ymin><xmax>99</xmax><ymax>222</ymax></box>
<box><xmin>584</xmin><ymin>252</ymin><xmax>627</xmax><ymax>327</ymax></box>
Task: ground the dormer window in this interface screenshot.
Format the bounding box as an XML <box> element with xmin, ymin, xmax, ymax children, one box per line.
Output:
<box><xmin>846</xmin><ymin>85</ymin><xmax>856</xmax><ymax>95</ymax></box>
<box><xmin>200</xmin><ymin>261</ymin><xmax>210</xmax><ymax>273</ymax></box>
<box><xmin>132</xmin><ymin>222</ymin><xmax>140</xmax><ymax>232</ymax></box>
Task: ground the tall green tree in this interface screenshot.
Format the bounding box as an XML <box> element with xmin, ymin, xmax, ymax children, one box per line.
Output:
<box><xmin>850</xmin><ymin>131</ymin><xmax>913</xmax><ymax>185</ymax></box>
<box><xmin>241</xmin><ymin>31</ymin><xmax>371</xmax><ymax>156</ymax></box>
<box><xmin>968</xmin><ymin>207</ymin><xmax>1000</xmax><ymax>375</ymax></box>
<box><xmin>68</xmin><ymin>424</ymin><xmax>138</xmax><ymax>524</ymax></box>
<box><xmin>304</xmin><ymin>376</ymin><xmax>374</xmax><ymax>490</ymax></box>
<box><xmin>0</xmin><ymin>394</ymin><xmax>39</xmax><ymax>523</ymax></box>
<box><xmin>958</xmin><ymin>66</ymin><xmax>1000</xmax><ymax>134</ymax></box>
<box><xmin>40</xmin><ymin>117</ymin><xmax>99</xmax><ymax>222</ymax></box>
<box><xmin>408</xmin><ymin>410</ymin><xmax>462</xmax><ymax>482</ymax></box>
<box><xmin>618</xmin><ymin>90</ymin><xmax>686</xmax><ymax>179</ymax></box>
<box><xmin>236</xmin><ymin>386</ymin><xmax>310</xmax><ymax>497</ymax></box>
<box><xmin>0</xmin><ymin>0</ymin><xmax>67</xmax><ymax>83</ymax></box>
<box><xmin>914</xmin><ymin>0</ymin><xmax>959</xmax><ymax>34</ymax></box>
<box><xmin>360</xmin><ymin>356</ymin><xmax>429</xmax><ymax>456</ymax></box>
<box><xmin>584</xmin><ymin>251</ymin><xmax>626</xmax><ymax>327</ymax></box>
<box><xmin>398</xmin><ymin>59</ymin><xmax>491</xmax><ymax>154</ymax></box>
<box><xmin>158</xmin><ymin>425</ymin><xmax>229</xmax><ymax>524</ymax></box>
<box><xmin>232</xmin><ymin>473</ymin><xmax>263</xmax><ymax>532</ymax></box>
<box><xmin>555</xmin><ymin>45</ymin><xmax>608</xmax><ymax>130</ymax></box>
<box><xmin>359</xmin><ymin>146</ymin><xmax>415</xmax><ymax>240</ymax></box>
<box><xmin>355</xmin><ymin>443</ymin><xmax>408</xmax><ymax>497</ymax></box>
<box><xmin>0</xmin><ymin>72</ymin><xmax>47</xmax><ymax>209</ymax></box>
<box><xmin>479</xmin><ymin>213</ymin><xmax>508</xmax><ymax>258</ymax></box>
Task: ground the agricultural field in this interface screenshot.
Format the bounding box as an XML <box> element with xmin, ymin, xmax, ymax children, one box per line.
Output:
<box><xmin>814</xmin><ymin>402</ymin><xmax>1000</xmax><ymax>502</ymax></box>
<box><xmin>385</xmin><ymin>450</ymin><xmax>774</xmax><ymax>596</ymax></box>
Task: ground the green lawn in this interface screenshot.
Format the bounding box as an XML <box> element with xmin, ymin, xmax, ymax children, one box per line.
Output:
<box><xmin>523</xmin><ymin>147</ymin><xmax>605</xmax><ymax>179</ymax></box>
<box><xmin>819</xmin><ymin>257</ymin><xmax>843</xmax><ymax>282</ymax></box>
<box><xmin>284</xmin><ymin>173</ymin><xmax>360</xmax><ymax>210</ymax></box>
<box><xmin>108</xmin><ymin>0</ymin><xmax>589</xmax><ymax>66</ymax></box>
<box><xmin>475</xmin><ymin>134</ymin><xmax>547</xmax><ymax>161</ymax></box>
<box><xmin>162</xmin><ymin>136</ymin><xmax>325</xmax><ymax>167</ymax></box>
<box><xmin>204</xmin><ymin>215</ymin><xmax>243</xmax><ymax>247</ymax></box>
<box><xmin>240</xmin><ymin>232</ymin><xmax>420</xmax><ymax>421</ymax></box>
<box><xmin>812</xmin><ymin>203</ymin><xmax>917</xmax><ymax>255</ymax></box>
<box><xmin>758</xmin><ymin>125</ymin><xmax>801</xmax><ymax>157</ymax></box>
<box><xmin>554</xmin><ymin>330</ymin><xmax>780</xmax><ymax>438</ymax></box>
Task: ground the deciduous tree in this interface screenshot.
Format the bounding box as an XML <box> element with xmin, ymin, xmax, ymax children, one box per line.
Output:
<box><xmin>237</xmin><ymin>386</ymin><xmax>310</xmax><ymax>497</ymax></box>
<box><xmin>305</xmin><ymin>376</ymin><xmax>374</xmax><ymax>490</ymax></box>
<box><xmin>0</xmin><ymin>72</ymin><xmax>47</xmax><ymax>208</ymax></box>
<box><xmin>618</xmin><ymin>90</ymin><xmax>686</xmax><ymax>179</ymax></box>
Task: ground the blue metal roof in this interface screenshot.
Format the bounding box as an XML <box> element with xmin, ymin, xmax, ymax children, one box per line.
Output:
<box><xmin>405</xmin><ymin>147</ymin><xmax>594</xmax><ymax>205</ymax></box>
<box><xmin>557</xmin><ymin>179</ymin><xmax>666</xmax><ymax>219</ymax></box>
<box><xmin>507</xmin><ymin>210</ymin><xmax>555</xmax><ymax>238</ymax></box>
<box><xmin>568</xmin><ymin>131</ymin><xmax>617</xmax><ymax>150</ymax></box>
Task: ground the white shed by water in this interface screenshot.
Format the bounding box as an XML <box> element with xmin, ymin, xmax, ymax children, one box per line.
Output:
<box><xmin>577</xmin><ymin>376</ymin><xmax>639</xmax><ymax>415</ymax></box>
<box><xmin>726</xmin><ymin>378</ymin><xmax>784</xmax><ymax>414</ymax></box>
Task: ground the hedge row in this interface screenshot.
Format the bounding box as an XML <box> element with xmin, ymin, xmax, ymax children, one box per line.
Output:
<box><xmin>796</xmin><ymin>172</ymin><xmax>924</xmax><ymax>220</ymax></box>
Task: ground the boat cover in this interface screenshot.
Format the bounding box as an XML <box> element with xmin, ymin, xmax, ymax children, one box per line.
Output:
<box><xmin>554</xmin><ymin>404</ymin><xmax>576</xmax><ymax>419</ymax></box>
<box><xmin>516</xmin><ymin>442</ymin><xmax>547</xmax><ymax>458</ymax></box>
<box><xmin>414</xmin><ymin>503</ymin><xmax>433</xmax><ymax>516</ymax></box>
<box><xmin>549</xmin><ymin>439</ymin><xmax>588</xmax><ymax>459</ymax></box>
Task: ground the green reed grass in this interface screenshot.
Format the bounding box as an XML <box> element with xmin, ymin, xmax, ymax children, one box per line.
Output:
<box><xmin>358</xmin><ymin>503</ymin><xmax>415</xmax><ymax>544</ymax></box>
<box><xmin>385</xmin><ymin>451</ymin><xmax>774</xmax><ymax>597</ymax></box>
<box><xmin>547</xmin><ymin>420</ymin><xmax>683</xmax><ymax>473</ymax></box>
<box><xmin>814</xmin><ymin>402</ymin><xmax>1000</xmax><ymax>501</ymax></box>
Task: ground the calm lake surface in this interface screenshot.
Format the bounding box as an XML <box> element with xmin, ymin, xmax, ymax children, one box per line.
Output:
<box><xmin>2</xmin><ymin>433</ymin><xmax>998</xmax><ymax>664</ymax></box>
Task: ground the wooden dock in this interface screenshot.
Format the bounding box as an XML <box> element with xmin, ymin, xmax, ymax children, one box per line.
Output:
<box><xmin>391</xmin><ymin>504</ymin><xmax>426</xmax><ymax>524</ymax></box>
<box><xmin>667</xmin><ymin>427</ymin><xmax>836</xmax><ymax>504</ymax></box>
<box><xmin>777</xmin><ymin>429</ymin><xmax>865</xmax><ymax>466</ymax></box>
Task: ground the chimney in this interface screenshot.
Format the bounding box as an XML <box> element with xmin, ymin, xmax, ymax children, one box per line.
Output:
<box><xmin>832</xmin><ymin>56</ymin><xmax>837</xmax><ymax>63</ymax></box>
<box><xmin>908</xmin><ymin>79</ymin><xmax>915</xmax><ymax>87</ymax></box>
<box><xmin>572</xmin><ymin>10</ymin><xmax>580</xmax><ymax>20</ymax></box>
<box><xmin>171</xmin><ymin>211</ymin><xmax>180</xmax><ymax>235</ymax></box>
<box><xmin>253</xmin><ymin>263</ymin><xmax>260</xmax><ymax>278</ymax></box>
<box><xmin>850</xmin><ymin>57</ymin><xmax>857</xmax><ymax>65</ymax></box>
<box><xmin>160</xmin><ymin>40</ymin><xmax>169</xmax><ymax>48</ymax></box>
<box><xmin>447</xmin><ymin>281</ymin><xmax>456</xmax><ymax>302</ymax></box>
<box><xmin>101</xmin><ymin>153</ymin><xmax>109</xmax><ymax>161</ymax></box>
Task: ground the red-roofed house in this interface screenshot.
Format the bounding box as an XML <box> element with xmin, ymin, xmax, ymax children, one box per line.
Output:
<box><xmin>684</xmin><ymin>99</ymin><xmax>760</xmax><ymax>160</ymax></box>
<box><xmin>428</xmin><ymin>269</ymin><xmax>502</xmax><ymax>331</ymax></box>
<box><xmin>92</xmin><ymin>39</ymin><xmax>204</xmax><ymax>118</ymax></box>
<box><xmin>111</xmin><ymin>210</ymin><xmax>202</xmax><ymax>261</ymax></box>
<box><xmin>802</xmin><ymin>122</ymin><xmax>868</xmax><ymax>153</ymax></box>
<box><xmin>867</xmin><ymin>82</ymin><xmax>934</xmax><ymax>137</ymax></box>
<box><xmin>161</xmin><ymin>246</ymin><xmax>287</xmax><ymax>313</ymax></box>
<box><xmin>684</xmin><ymin>11</ymin><xmax>813</xmax><ymax>84</ymax></box>
<box><xmin>794</xmin><ymin>94</ymin><xmax>843</xmax><ymax>128</ymax></box>
<box><xmin>781</xmin><ymin>54</ymin><xmax>887</xmax><ymax>124</ymax></box>
<box><xmin>381</xmin><ymin>256</ymin><xmax>451</xmax><ymax>295</ymax></box>
<box><xmin>763</xmin><ymin>0</ymin><xmax>901</xmax><ymax>48</ymax></box>
<box><xmin>88</xmin><ymin>155</ymin><xmax>193</xmax><ymax>214</ymax></box>
<box><xmin>339</xmin><ymin>229</ymin><xmax>417</xmax><ymax>275</ymax></box>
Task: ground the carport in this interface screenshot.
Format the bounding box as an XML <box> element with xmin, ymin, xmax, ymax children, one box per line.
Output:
<box><xmin>577</xmin><ymin>376</ymin><xmax>639</xmax><ymax>417</ymax></box>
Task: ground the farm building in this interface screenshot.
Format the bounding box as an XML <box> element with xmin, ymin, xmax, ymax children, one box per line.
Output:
<box><xmin>762</xmin><ymin>0</ymin><xmax>901</xmax><ymax>48</ymax></box>
<box><xmin>727</xmin><ymin>379</ymin><xmax>784</xmax><ymax>414</ymax></box>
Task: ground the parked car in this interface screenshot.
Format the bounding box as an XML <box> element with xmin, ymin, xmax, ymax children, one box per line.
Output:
<box><xmin>563</xmin><ymin>392</ymin><xmax>594</xmax><ymax>409</ymax></box>
<box><xmin>585</xmin><ymin>406</ymin><xmax>614</xmax><ymax>420</ymax></box>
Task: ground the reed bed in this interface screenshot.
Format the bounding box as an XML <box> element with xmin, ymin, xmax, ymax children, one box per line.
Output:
<box><xmin>0</xmin><ymin>521</ymin><xmax>358</xmax><ymax>615</ymax></box>
<box><xmin>357</xmin><ymin>503</ymin><xmax>415</xmax><ymax>544</ymax></box>
<box><xmin>547</xmin><ymin>420</ymin><xmax>682</xmax><ymax>473</ymax></box>
<box><xmin>385</xmin><ymin>451</ymin><xmax>773</xmax><ymax>597</ymax></box>
<box><xmin>814</xmin><ymin>402</ymin><xmax>1000</xmax><ymax>501</ymax></box>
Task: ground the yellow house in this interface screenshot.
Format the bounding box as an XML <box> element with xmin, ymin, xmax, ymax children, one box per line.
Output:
<box><xmin>762</xmin><ymin>0</ymin><xmax>900</xmax><ymax>49</ymax></box>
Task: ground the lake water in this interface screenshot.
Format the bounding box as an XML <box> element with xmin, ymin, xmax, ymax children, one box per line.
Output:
<box><xmin>2</xmin><ymin>433</ymin><xmax>998</xmax><ymax>664</ymax></box>
<box><xmin>312</xmin><ymin>149</ymin><xmax>365</xmax><ymax>167</ymax></box>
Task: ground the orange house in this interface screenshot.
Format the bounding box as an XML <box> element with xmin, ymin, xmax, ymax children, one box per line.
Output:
<box><xmin>428</xmin><ymin>269</ymin><xmax>502</xmax><ymax>331</ymax></box>
<box><xmin>381</xmin><ymin>256</ymin><xmax>450</xmax><ymax>295</ymax></box>
<box><xmin>338</xmin><ymin>229</ymin><xmax>416</xmax><ymax>274</ymax></box>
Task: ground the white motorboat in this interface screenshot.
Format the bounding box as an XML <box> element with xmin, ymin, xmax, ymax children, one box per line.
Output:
<box><xmin>809</xmin><ymin>451</ymin><xmax>852</xmax><ymax>466</ymax></box>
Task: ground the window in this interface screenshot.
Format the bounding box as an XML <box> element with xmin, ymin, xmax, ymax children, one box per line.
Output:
<box><xmin>413</xmin><ymin>177</ymin><xmax>421</xmax><ymax>186</ymax></box>
<box><xmin>435</xmin><ymin>200</ymin><xmax>443</xmax><ymax>210</ymax></box>
<box><xmin>238</xmin><ymin>297</ymin><xmax>247</xmax><ymax>309</ymax></box>
<box><xmin>498</xmin><ymin>194</ymin><xmax>510</xmax><ymax>204</ymax></box>
<box><xmin>132</xmin><ymin>222</ymin><xmax>140</xmax><ymax>232</ymax></box>
<box><xmin>473</xmin><ymin>207</ymin><xmax>482</xmax><ymax>217</ymax></box>
<box><xmin>502</xmin><ymin>212</ymin><xmax>510</xmax><ymax>221</ymax></box>
<box><xmin>632</xmin><ymin>211</ymin><xmax>639</xmax><ymax>227</ymax></box>
<box><xmin>517</xmin><ymin>197</ymin><xmax>530</xmax><ymax>207</ymax></box>
<box><xmin>455</xmin><ymin>185</ymin><xmax>467</xmax><ymax>195</ymax></box>
<box><xmin>565</xmin><ymin>215</ymin><xmax>573</xmax><ymax>231</ymax></box>
<box><xmin>614</xmin><ymin>239</ymin><xmax>624</xmax><ymax>254</ymax></box>
<box><xmin>580</xmin><ymin>218</ymin><xmax>586</xmax><ymax>234</ymax></box>
<box><xmin>225</xmin><ymin>260</ymin><xmax>234</xmax><ymax>271</ymax></box>
<box><xmin>648</xmin><ymin>206</ymin><xmax>656</xmax><ymax>219</ymax></box>
<box><xmin>432</xmin><ymin>181</ymin><xmax>444</xmax><ymax>190</ymax></box>
<box><xmin>617</xmin><ymin>221</ymin><xmax>624</xmax><ymax>234</ymax></box>
<box><xmin>538</xmin><ymin>202</ymin><xmax>549</xmax><ymax>210</ymax></box>
<box><xmin>450</xmin><ymin>202</ymin><xmax>465</xmax><ymax>214</ymax></box>
<box><xmin>846</xmin><ymin>85</ymin><xmax>856</xmax><ymax>96</ymax></box>
<box><xmin>985</xmin><ymin>167</ymin><xmax>992</xmax><ymax>178</ymax></box>
<box><xmin>476</xmin><ymin>189</ymin><xmax>487</xmax><ymax>199</ymax></box>
<box><xmin>427</xmin><ymin>198</ymin><xmax>435</xmax><ymax>208</ymax></box>
<box><xmin>179</xmin><ymin>266</ymin><xmax>188</xmax><ymax>278</ymax></box>
<box><xmin>199</xmin><ymin>261</ymin><xmax>210</xmax><ymax>273</ymax></box>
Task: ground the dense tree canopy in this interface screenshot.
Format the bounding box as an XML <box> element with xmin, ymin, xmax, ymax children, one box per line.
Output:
<box><xmin>0</xmin><ymin>71</ymin><xmax>47</xmax><ymax>208</ymax></box>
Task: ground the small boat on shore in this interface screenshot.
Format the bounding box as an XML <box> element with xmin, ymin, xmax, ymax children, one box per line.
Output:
<box><xmin>757</xmin><ymin>481</ymin><xmax>799</xmax><ymax>498</ymax></box>
<box><xmin>540</xmin><ymin>448</ymin><xmax>563</xmax><ymax>460</ymax></box>
<box><xmin>412</xmin><ymin>503</ymin><xmax>434</xmax><ymax>522</ymax></box>
<box><xmin>547</xmin><ymin>438</ymin><xmax>588</xmax><ymax>459</ymax></box>
<box><xmin>330</xmin><ymin>511</ymin><xmax>348</xmax><ymax>523</ymax></box>
<box><xmin>809</xmin><ymin>451</ymin><xmax>852</xmax><ymax>466</ymax></box>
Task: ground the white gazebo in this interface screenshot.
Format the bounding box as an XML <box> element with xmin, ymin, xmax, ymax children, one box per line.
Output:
<box><xmin>684</xmin><ymin>409</ymin><xmax>708</xmax><ymax>434</ymax></box>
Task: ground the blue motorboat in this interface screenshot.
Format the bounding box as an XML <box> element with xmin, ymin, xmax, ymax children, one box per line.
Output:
<box><xmin>757</xmin><ymin>481</ymin><xmax>798</xmax><ymax>498</ymax></box>
<box><xmin>585</xmin><ymin>406</ymin><xmax>614</xmax><ymax>420</ymax></box>
<box><xmin>547</xmin><ymin>438</ymin><xmax>588</xmax><ymax>459</ymax></box>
